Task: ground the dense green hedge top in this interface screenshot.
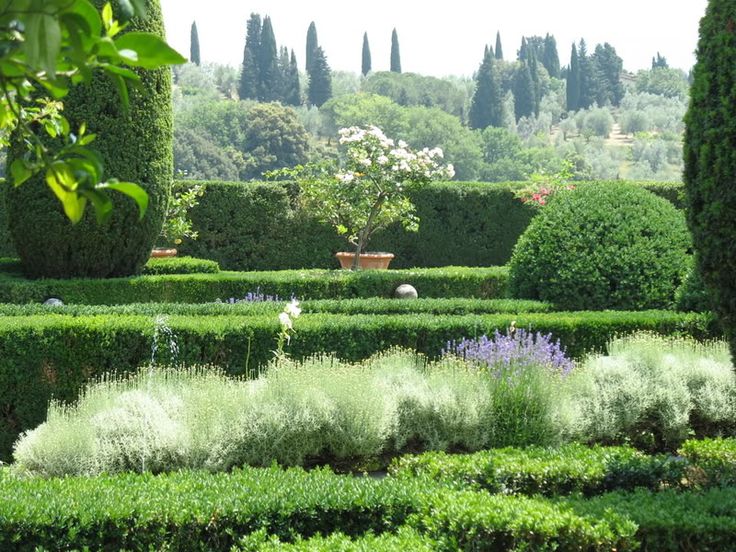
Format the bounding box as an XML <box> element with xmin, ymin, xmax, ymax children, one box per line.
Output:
<box><xmin>0</xmin><ymin>266</ymin><xmax>510</xmax><ymax>304</ymax></box>
<box><xmin>0</xmin><ymin>298</ymin><xmax>551</xmax><ymax>317</ymax></box>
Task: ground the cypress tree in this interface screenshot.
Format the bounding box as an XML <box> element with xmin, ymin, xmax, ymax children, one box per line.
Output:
<box><xmin>7</xmin><ymin>0</ymin><xmax>173</xmax><ymax>278</ymax></box>
<box><xmin>528</xmin><ymin>46</ymin><xmax>541</xmax><ymax>116</ymax></box>
<box><xmin>284</xmin><ymin>50</ymin><xmax>301</xmax><ymax>106</ymax></box>
<box><xmin>513</xmin><ymin>60</ymin><xmax>535</xmax><ymax>121</ymax></box>
<box><xmin>308</xmin><ymin>46</ymin><xmax>332</xmax><ymax>107</ymax></box>
<box><xmin>542</xmin><ymin>34</ymin><xmax>560</xmax><ymax>78</ymax></box>
<box><xmin>652</xmin><ymin>52</ymin><xmax>669</xmax><ymax>69</ymax></box>
<box><xmin>518</xmin><ymin>37</ymin><xmax>529</xmax><ymax>61</ymax></box>
<box><xmin>258</xmin><ymin>16</ymin><xmax>279</xmax><ymax>102</ymax></box>
<box><xmin>306</xmin><ymin>21</ymin><xmax>318</xmax><ymax>72</ymax></box>
<box><xmin>495</xmin><ymin>31</ymin><xmax>504</xmax><ymax>60</ymax></box>
<box><xmin>591</xmin><ymin>42</ymin><xmax>624</xmax><ymax>106</ymax></box>
<box><xmin>239</xmin><ymin>13</ymin><xmax>261</xmax><ymax>100</ymax></box>
<box><xmin>390</xmin><ymin>28</ymin><xmax>402</xmax><ymax>73</ymax></box>
<box><xmin>469</xmin><ymin>46</ymin><xmax>503</xmax><ymax>129</ymax></box>
<box><xmin>578</xmin><ymin>39</ymin><xmax>594</xmax><ymax>109</ymax></box>
<box><xmin>683</xmin><ymin>0</ymin><xmax>736</xmax><ymax>360</ymax></box>
<box><xmin>566</xmin><ymin>42</ymin><xmax>580</xmax><ymax>111</ymax></box>
<box><xmin>277</xmin><ymin>46</ymin><xmax>290</xmax><ymax>103</ymax></box>
<box><xmin>361</xmin><ymin>32</ymin><xmax>372</xmax><ymax>76</ymax></box>
<box><xmin>190</xmin><ymin>20</ymin><xmax>201</xmax><ymax>66</ymax></box>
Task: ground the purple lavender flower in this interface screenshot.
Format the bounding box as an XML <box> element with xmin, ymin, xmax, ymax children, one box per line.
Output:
<box><xmin>443</xmin><ymin>328</ymin><xmax>574</xmax><ymax>377</ymax></box>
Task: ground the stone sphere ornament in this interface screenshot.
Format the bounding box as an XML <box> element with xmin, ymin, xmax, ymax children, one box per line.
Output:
<box><xmin>394</xmin><ymin>284</ymin><xmax>418</xmax><ymax>299</ymax></box>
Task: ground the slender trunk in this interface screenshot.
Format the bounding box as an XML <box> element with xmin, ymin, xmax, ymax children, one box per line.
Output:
<box><xmin>351</xmin><ymin>194</ymin><xmax>384</xmax><ymax>270</ymax></box>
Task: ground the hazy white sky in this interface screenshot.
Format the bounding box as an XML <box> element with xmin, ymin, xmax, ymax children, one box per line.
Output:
<box><xmin>160</xmin><ymin>1</ymin><xmax>707</xmax><ymax>77</ymax></box>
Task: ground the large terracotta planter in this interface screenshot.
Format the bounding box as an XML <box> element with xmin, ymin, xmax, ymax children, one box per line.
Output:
<box><xmin>151</xmin><ymin>248</ymin><xmax>178</xmax><ymax>258</ymax></box>
<box><xmin>336</xmin><ymin>252</ymin><xmax>394</xmax><ymax>270</ymax></box>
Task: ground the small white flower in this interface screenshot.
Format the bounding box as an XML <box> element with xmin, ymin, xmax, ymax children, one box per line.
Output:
<box><xmin>360</xmin><ymin>158</ymin><xmax>372</xmax><ymax>167</ymax></box>
<box><xmin>285</xmin><ymin>299</ymin><xmax>301</xmax><ymax>318</ymax></box>
<box><xmin>398</xmin><ymin>140</ymin><xmax>408</xmax><ymax>148</ymax></box>
<box><xmin>278</xmin><ymin>312</ymin><xmax>293</xmax><ymax>330</ymax></box>
<box><xmin>377</xmin><ymin>155</ymin><xmax>389</xmax><ymax>165</ymax></box>
<box><xmin>337</xmin><ymin>172</ymin><xmax>355</xmax><ymax>183</ymax></box>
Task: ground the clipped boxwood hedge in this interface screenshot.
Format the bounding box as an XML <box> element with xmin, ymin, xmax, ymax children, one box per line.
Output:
<box><xmin>0</xmin><ymin>310</ymin><xmax>716</xmax><ymax>460</ymax></box>
<box><xmin>0</xmin><ymin>266</ymin><xmax>509</xmax><ymax>304</ymax></box>
<box><xmin>143</xmin><ymin>256</ymin><xmax>221</xmax><ymax>275</ymax></box>
<box><xmin>175</xmin><ymin>180</ymin><xmax>685</xmax><ymax>271</ymax></box>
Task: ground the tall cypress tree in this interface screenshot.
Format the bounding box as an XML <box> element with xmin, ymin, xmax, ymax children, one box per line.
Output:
<box><xmin>190</xmin><ymin>21</ymin><xmax>201</xmax><ymax>66</ymax></box>
<box><xmin>518</xmin><ymin>37</ymin><xmax>529</xmax><ymax>62</ymax></box>
<box><xmin>306</xmin><ymin>22</ymin><xmax>319</xmax><ymax>72</ymax></box>
<box><xmin>308</xmin><ymin>46</ymin><xmax>332</xmax><ymax>107</ymax></box>
<box><xmin>361</xmin><ymin>32</ymin><xmax>372</xmax><ymax>76</ymax></box>
<box><xmin>239</xmin><ymin>13</ymin><xmax>261</xmax><ymax>100</ymax></box>
<box><xmin>277</xmin><ymin>45</ymin><xmax>290</xmax><ymax>102</ymax></box>
<box><xmin>527</xmin><ymin>46</ymin><xmax>541</xmax><ymax>116</ymax></box>
<box><xmin>684</xmin><ymin>0</ymin><xmax>736</xmax><ymax>359</ymax></box>
<box><xmin>495</xmin><ymin>31</ymin><xmax>504</xmax><ymax>60</ymax></box>
<box><xmin>284</xmin><ymin>49</ymin><xmax>301</xmax><ymax>106</ymax></box>
<box><xmin>566</xmin><ymin>42</ymin><xmax>580</xmax><ymax>111</ymax></box>
<box><xmin>542</xmin><ymin>34</ymin><xmax>560</xmax><ymax>78</ymax></box>
<box><xmin>591</xmin><ymin>42</ymin><xmax>624</xmax><ymax>106</ymax></box>
<box><xmin>469</xmin><ymin>46</ymin><xmax>503</xmax><ymax>129</ymax></box>
<box><xmin>390</xmin><ymin>28</ymin><xmax>402</xmax><ymax>73</ymax></box>
<box><xmin>258</xmin><ymin>16</ymin><xmax>279</xmax><ymax>101</ymax></box>
<box><xmin>513</xmin><ymin>60</ymin><xmax>535</xmax><ymax>121</ymax></box>
<box><xmin>577</xmin><ymin>39</ymin><xmax>594</xmax><ymax>109</ymax></box>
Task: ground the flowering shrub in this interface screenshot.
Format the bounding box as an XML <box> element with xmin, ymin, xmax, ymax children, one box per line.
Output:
<box><xmin>273</xmin><ymin>126</ymin><xmax>454</xmax><ymax>269</ymax></box>
<box><xmin>444</xmin><ymin>328</ymin><xmax>574</xmax><ymax>377</ymax></box>
<box><xmin>514</xmin><ymin>160</ymin><xmax>575</xmax><ymax>208</ymax></box>
<box><xmin>275</xmin><ymin>299</ymin><xmax>301</xmax><ymax>358</ymax></box>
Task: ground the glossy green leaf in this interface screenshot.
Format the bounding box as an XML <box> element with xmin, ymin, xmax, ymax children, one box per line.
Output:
<box><xmin>101</xmin><ymin>2</ymin><xmax>113</xmax><ymax>32</ymax></box>
<box><xmin>24</xmin><ymin>13</ymin><xmax>62</xmax><ymax>77</ymax></box>
<box><xmin>9</xmin><ymin>159</ymin><xmax>32</xmax><ymax>186</ymax></box>
<box><xmin>109</xmin><ymin>73</ymin><xmax>129</xmax><ymax>113</ymax></box>
<box><xmin>81</xmin><ymin>188</ymin><xmax>113</xmax><ymax>224</ymax></box>
<box><xmin>99</xmin><ymin>181</ymin><xmax>149</xmax><ymax>219</ymax></box>
<box><xmin>114</xmin><ymin>32</ymin><xmax>186</xmax><ymax>68</ymax></box>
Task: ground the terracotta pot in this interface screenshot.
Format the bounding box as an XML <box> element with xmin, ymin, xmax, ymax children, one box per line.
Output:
<box><xmin>151</xmin><ymin>248</ymin><xmax>178</xmax><ymax>258</ymax></box>
<box><xmin>335</xmin><ymin>251</ymin><xmax>394</xmax><ymax>270</ymax></box>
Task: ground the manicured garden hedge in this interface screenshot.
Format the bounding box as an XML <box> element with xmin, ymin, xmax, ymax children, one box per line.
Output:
<box><xmin>0</xmin><ymin>298</ymin><xmax>552</xmax><ymax>317</ymax></box>
<box><xmin>2</xmin><ymin>464</ymin><xmax>735</xmax><ymax>551</ymax></box>
<box><xmin>177</xmin><ymin>180</ymin><xmax>686</xmax><ymax>271</ymax></box>
<box><xmin>143</xmin><ymin>256</ymin><xmax>221</xmax><ymax>275</ymax></box>
<box><xmin>0</xmin><ymin>310</ymin><xmax>716</xmax><ymax>460</ymax></box>
<box><xmin>0</xmin><ymin>266</ymin><xmax>509</xmax><ymax>304</ymax></box>
<box><xmin>390</xmin><ymin>439</ymin><xmax>736</xmax><ymax>497</ymax></box>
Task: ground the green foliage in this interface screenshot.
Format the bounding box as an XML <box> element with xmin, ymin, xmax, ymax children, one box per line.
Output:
<box><xmin>0</xmin><ymin>466</ymin><xmax>425</xmax><ymax>550</ymax></box>
<box><xmin>390</xmin><ymin>444</ymin><xmax>690</xmax><ymax>497</ymax></box>
<box><xmin>190</xmin><ymin>21</ymin><xmax>200</xmax><ymax>65</ymax></box>
<box><xmin>174</xmin><ymin>127</ymin><xmax>240</xmax><ymax>180</ymax></box>
<box><xmin>239</xmin><ymin>13</ymin><xmax>261</xmax><ymax>100</ymax></box>
<box><xmin>1</xmin><ymin>0</ymin><xmax>184</xmax><ymax>223</ymax></box>
<box><xmin>509</xmin><ymin>182</ymin><xmax>692</xmax><ymax>310</ymax></box>
<box><xmin>307</xmin><ymin>47</ymin><xmax>333</xmax><ymax>107</ymax></box>
<box><xmin>238</xmin><ymin>528</ymin><xmax>436</xmax><ymax>551</ymax></box>
<box><xmin>361</xmin><ymin>72</ymin><xmax>467</xmax><ymax>119</ymax></box>
<box><xmin>6</xmin><ymin>0</ymin><xmax>176</xmax><ymax>278</ymax></box>
<box><xmin>637</xmin><ymin>67</ymin><xmax>690</xmax><ymax>100</ymax></box>
<box><xmin>591</xmin><ymin>43</ymin><xmax>624</xmax><ymax>106</ymax></box>
<box><xmin>542</xmin><ymin>34</ymin><xmax>560</xmax><ymax>78</ymax></box>
<box><xmin>577</xmin><ymin>39</ymin><xmax>595</xmax><ymax>110</ymax></box>
<box><xmin>142</xmin><ymin>256</ymin><xmax>220</xmax><ymax>275</ymax></box>
<box><xmin>564</xmin><ymin>334</ymin><xmax>736</xmax><ymax>450</ymax></box>
<box><xmin>158</xmin><ymin>184</ymin><xmax>204</xmax><ymax>247</ymax></box>
<box><xmin>176</xmin><ymin>101</ymin><xmax>310</xmax><ymax>180</ymax></box>
<box><xmin>469</xmin><ymin>47</ymin><xmax>503</xmax><ymax>130</ymax></box>
<box><xmin>0</xmin><ymin>265</ymin><xmax>511</xmax><ymax>303</ymax></box>
<box><xmin>390</xmin><ymin>28</ymin><xmax>401</xmax><ymax>73</ymax></box>
<box><xmin>513</xmin><ymin>62</ymin><xmax>535</xmax><ymax>121</ymax></box>
<box><xmin>678</xmin><ymin>437</ymin><xmax>736</xmax><ymax>487</ymax></box>
<box><xmin>675</xmin><ymin>257</ymin><xmax>713</xmax><ymax>312</ymax></box>
<box><xmin>566</xmin><ymin>43</ymin><xmax>580</xmax><ymax>111</ymax></box>
<box><xmin>305</xmin><ymin>22</ymin><xmax>318</xmax><ymax>73</ymax></box>
<box><xmin>361</xmin><ymin>32</ymin><xmax>371</xmax><ymax>76</ymax></box>
<box><xmin>684</xmin><ymin>0</ymin><xmax>736</xmax><ymax>361</ymax></box>
<box><xmin>495</xmin><ymin>31</ymin><xmax>504</xmax><ymax>61</ymax></box>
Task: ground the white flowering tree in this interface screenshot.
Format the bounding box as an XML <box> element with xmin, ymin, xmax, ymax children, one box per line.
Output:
<box><xmin>288</xmin><ymin>126</ymin><xmax>454</xmax><ymax>269</ymax></box>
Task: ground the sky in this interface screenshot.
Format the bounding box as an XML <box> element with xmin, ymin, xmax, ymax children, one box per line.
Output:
<box><xmin>160</xmin><ymin>0</ymin><xmax>708</xmax><ymax>77</ymax></box>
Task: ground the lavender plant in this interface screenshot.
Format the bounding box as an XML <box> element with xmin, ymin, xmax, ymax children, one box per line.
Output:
<box><xmin>217</xmin><ymin>288</ymin><xmax>284</xmax><ymax>303</ymax></box>
<box><xmin>444</xmin><ymin>328</ymin><xmax>574</xmax><ymax>377</ymax></box>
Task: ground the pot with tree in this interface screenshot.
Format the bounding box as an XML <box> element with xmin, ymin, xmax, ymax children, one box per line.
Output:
<box><xmin>153</xmin><ymin>184</ymin><xmax>204</xmax><ymax>257</ymax></box>
<box><xmin>282</xmin><ymin>126</ymin><xmax>454</xmax><ymax>270</ymax></box>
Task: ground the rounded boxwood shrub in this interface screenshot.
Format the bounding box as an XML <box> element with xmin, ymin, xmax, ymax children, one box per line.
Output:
<box><xmin>508</xmin><ymin>182</ymin><xmax>691</xmax><ymax>310</ymax></box>
<box><xmin>6</xmin><ymin>0</ymin><xmax>173</xmax><ymax>278</ymax></box>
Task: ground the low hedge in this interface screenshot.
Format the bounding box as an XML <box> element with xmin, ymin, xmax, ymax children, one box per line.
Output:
<box><xmin>0</xmin><ymin>466</ymin><xmax>426</xmax><ymax>551</ymax></box>
<box><xmin>143</xmin><ymin>256</ymin><xmax>221</xmax><ymax>275</ymax></box>
<box><xmin>0</xmin><ymin>310</ymin><xmax>717</xmax><ymax>460</ymax></box>
<box><xmin>678</xmin><ymin>437</ymin><xmax>736</xmax><ymax>487</ymax></box>
<box><xmin>0</xmin><ymin>266</ymin><xmax>509</xmax><ymax>304</ymax></box>
<box><xmin>237</xmin><ymin>528</ymin><xmax>437</xmax><ymax>551</ymax></box>
<box><xmin>0</xmin><ymin>298</ymin><xmax>552</xmax><ymax>317</ymax></box>
<box><xmin>389</xmin><ymin>443</ymin><xmax>689</xmax><ymax>497</ymax></box>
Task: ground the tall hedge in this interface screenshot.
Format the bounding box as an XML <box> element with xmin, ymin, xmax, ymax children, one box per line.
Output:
<box><xmin>5</xmin><ymin>0</ymin><xmax>173</xmax><ymax>278</ymax></box>
<box><xmin>684</xmin><ymin>0</ymin><xmax>736</xmax><ymax>359</ymax></box>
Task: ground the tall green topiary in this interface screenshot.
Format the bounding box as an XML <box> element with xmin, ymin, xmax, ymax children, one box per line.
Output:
<box><xmin>508</xmin><ymin>183</ymin><xmax>691</xmax><ymax>310</ymax></box>
<box><xmin>684</xmin><ymin>0</ymin><xmax>736</xmax><ymax>358</ymax></box>
<box><xmin>6</xmin><ymin>0</ymin><xmax>173</xmax><ymax>278</ymax></box>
